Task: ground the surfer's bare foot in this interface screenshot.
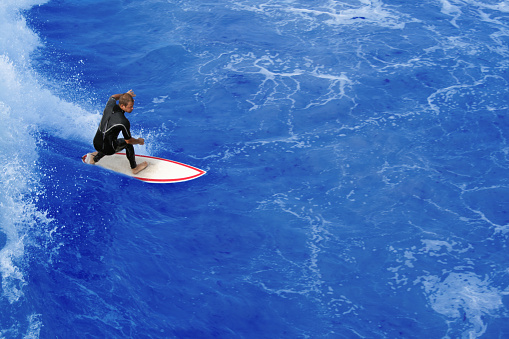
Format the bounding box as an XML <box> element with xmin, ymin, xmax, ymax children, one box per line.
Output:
<box><xmin>89</xmin><ymin>152</ymin><xmax>98</xmax><ymax>164</ymax></box>
<box><xmin>132</xmin><ymin>161</ymin><xmax>148</xmax><ymax>174</ymax></box>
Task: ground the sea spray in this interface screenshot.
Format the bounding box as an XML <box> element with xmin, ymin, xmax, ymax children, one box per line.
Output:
<box><xmin>0</xmin><ymin>57</ymin><xmax>40</xmax><ymax>304</ymax></box>
<box><xmin>0</xmin><ymin>1</ymin><xmax>94</xmax><ymax>336</ymax></box>
<box><xmin>0</xmin><ymin>95</ymin><xmax>42</xmax><ymax>337</ymax></box>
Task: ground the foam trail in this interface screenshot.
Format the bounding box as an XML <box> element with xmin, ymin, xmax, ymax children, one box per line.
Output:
<box><xmin>0</xmin><ymin>1</ymin><xmax>98</xmax><ymax>335</ymax></box>
<box><xmin>0</xmin><ymin>59</ymin><xmax>44</xmax><ymax>337</ymax></box>
<box><xmin>0</xmin><ymin>0</ymin><xmax>44</xmax><ymax>305</ymax></box>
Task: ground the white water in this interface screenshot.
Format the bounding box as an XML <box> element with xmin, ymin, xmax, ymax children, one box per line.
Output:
<box><xmin>0</xmin><ymin>3</ymin><xmax>97</xmax><ymax>332</ymax></box>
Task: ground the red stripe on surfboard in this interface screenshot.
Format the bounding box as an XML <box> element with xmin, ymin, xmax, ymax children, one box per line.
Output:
<box><xmin>116</xmin><ymin>152</ymin><xmax>206</xmax><ymax>182</ymax></box>
<box><xmin>135</xmin><ymin>175</ymin><xmax>204</xmax><ymax>183</ymax></box>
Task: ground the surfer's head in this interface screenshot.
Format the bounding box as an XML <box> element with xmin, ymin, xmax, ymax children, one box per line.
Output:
<box><xmin>119</xmin><ymin>93</ymin><xmax>135</xmax><ymax>113</ymax></box>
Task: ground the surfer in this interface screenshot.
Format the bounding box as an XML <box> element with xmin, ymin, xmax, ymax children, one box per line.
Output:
<box><xmin>88</xmin><ymin>90</ymin><xmax>148</xmax><ymax>174</ymax></box>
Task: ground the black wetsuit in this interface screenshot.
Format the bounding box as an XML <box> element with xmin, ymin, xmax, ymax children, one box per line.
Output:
<box><xmin>93</xmin><ymin>97</ymin><xmax>137</xmax><ymax>169</ymax></box>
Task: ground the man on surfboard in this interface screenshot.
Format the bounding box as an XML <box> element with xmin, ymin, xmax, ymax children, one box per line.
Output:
<box><xmin>88</xmin><ymin>90</ymin><xmax>148</xmax><ymax>174</ymax></box>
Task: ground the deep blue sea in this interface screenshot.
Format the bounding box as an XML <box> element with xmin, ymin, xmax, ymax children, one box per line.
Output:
<box><xmin>1</xmin><ymin>0</ymin><xmax>509</xmax><ymax>338</ymax></box>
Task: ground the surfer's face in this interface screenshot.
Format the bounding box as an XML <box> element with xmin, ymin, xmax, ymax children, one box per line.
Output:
<box><xmin>120</xmin><ymin>101</ymin><xmax>134</xmax><ymax>113</ymax></box>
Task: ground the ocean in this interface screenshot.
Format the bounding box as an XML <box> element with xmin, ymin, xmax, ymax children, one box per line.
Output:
<box><xmin>1</xmin><ymin>0</ymin><xmax>509</xmax><ymax>337</ymax></box>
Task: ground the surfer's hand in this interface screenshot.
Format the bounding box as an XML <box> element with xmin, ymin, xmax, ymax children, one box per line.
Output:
<box><xmin>126</xmin><ymin>137</ymin><xmax>144</xmax><ymax>145</ymax></box>
<box><xmin>126</xmin><ymin>89</ymin><xmax>136</xmax><ymax>97</ymax></box>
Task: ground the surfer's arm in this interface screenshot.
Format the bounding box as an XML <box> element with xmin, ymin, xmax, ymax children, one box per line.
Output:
<box><xmin>126</xmin><ymin>137</ymin><xmax>145</xmax><ymax>145</ymax></box>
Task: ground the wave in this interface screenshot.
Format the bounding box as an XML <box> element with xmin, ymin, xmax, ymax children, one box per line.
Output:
<box><xmin>0</xmin><ymin>1</ymin><xmax>99</xmax><ymax>336</ymax></box>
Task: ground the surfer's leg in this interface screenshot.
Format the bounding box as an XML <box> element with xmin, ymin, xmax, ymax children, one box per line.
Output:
<box><xmin>115</xmin><ymin>138</ymin><xmax>148</xmax><ymax>174</ymax></box>
<box><xmin>92</xmin><ymin>151</ymin><xmax>105</xmax><ymax>164</ymax></box>
<box><xmin>125</xmin><ymin>143</ymin><xmax>148</xmax><ymax>174</ymax></box>
<box><xmin>125</xmin><ymin>144</ymin><xmax>138</xmax><ymax>169</ymax></box>
<box><xmin>115</xmin><ymin>139</ymin><xmax>137</xmax><ymax>169</ymax></box>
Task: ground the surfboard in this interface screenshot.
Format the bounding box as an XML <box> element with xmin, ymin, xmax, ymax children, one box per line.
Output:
<box><xmin>82</xmin><ymin>152</ymin><xmax>206</xmax><ymax>183</ymax></box>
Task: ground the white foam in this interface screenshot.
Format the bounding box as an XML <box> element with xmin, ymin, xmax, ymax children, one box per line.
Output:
<box><xmin>231</xmin><ymin>0</ymin><xmax>414</xmax><ymax>29</ymax></box>
<box><xmin>438</xmin><ymin>0</ymin><xmax>462</xmax><ymax>27</ymax></box>
<box><xmin>24</xmin><ymin>313</ymin><xmax>42</xmax><ymax>339</ymax></box>
<box><xmin>422</xmin><ymin>272</ymin><xmax>503</xmax><ymax>338</ymax></box>
<box><xmin>0</xmin><ymin>0</ymin><xmax>96</xmax><ymax>321</ymax></box>
<box><xmin>0</xmin><ymin>96</ymin><xmax>37</xmax><ymax>305</ymax></box>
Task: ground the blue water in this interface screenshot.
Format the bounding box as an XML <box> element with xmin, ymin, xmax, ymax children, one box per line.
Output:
<box><xmin>1</xmin><ymin>0</ymin><xmax>509</xmax><ymax>337</ymax></box>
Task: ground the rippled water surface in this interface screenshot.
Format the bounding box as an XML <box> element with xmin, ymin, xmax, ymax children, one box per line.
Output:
<box><xmin>1</xmin><ymin>0</ymin><xmax>509</xmax><ymax>337</ymax></box>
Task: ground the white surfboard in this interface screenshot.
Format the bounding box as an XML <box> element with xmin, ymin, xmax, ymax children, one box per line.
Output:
<box><xmin>82</xmin><ymin>152</ymin><xmax>206</xmax><ymax>183</ymax></box>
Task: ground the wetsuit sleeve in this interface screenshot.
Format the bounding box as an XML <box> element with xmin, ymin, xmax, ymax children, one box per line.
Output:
<box><xmin>98</xmin><ymin>97</ymin><xmax>118</xmax><ymax>132</ymax></box>
<box><xmin>121</xmin><ymin>120</ymin><xmax>132</xmax><ymax>140</ymax></box>
<box><xmin>105</xmin><ymin>97</ymin><xmax>117</xmax><ymax>111</ymax></box>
